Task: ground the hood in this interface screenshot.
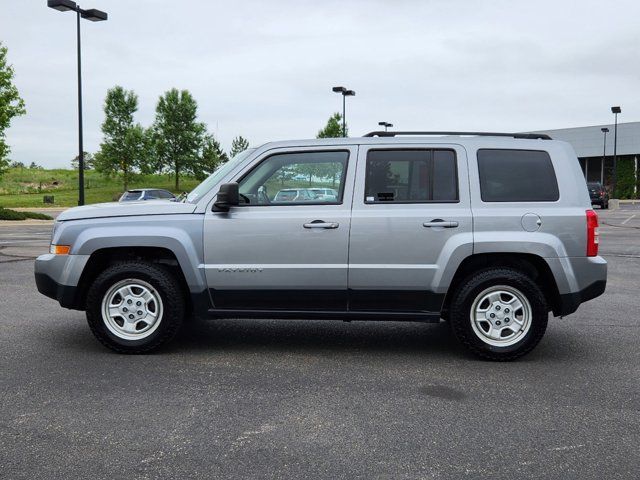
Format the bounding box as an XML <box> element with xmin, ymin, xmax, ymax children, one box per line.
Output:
<box><xmin>57</xmin><ymin>201</ymin><xmax>198</xmax><ymax>221</ymax></box>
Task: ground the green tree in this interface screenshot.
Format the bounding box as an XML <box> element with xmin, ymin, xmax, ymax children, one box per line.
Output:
<box><xmin>94</xmin><ymin>86</ymin><xmax>147</xmax><ymax>191</ymax></box>
<box><xmin>0</xmin><ymin>42</ymin><xmax>26</xmax><ymax>177</ymax></box>
<box><xmin>9</xmin><ymin>160</ymin><xmax>24</xmax><ymax>169</ymax></box>
<box><xmin>230</xmin><ymin>135</ymin><xmax>249</xmax><ymax>157</ymax></box>
<box><xmin>28</xmin><ymin>161</ymin><xmax>43</xmax><ymax>170</ymax></box>
<box><xmin>71</xmin><ymin>151</ymin><xmax>95</xmax><ymax>170</ymax></box>
<box><xmin>152</xmin><ymin>88</ymin><xmax>206</xmax><ymax>189</ymax></box>
<box><xmin>193</xmin><ymin>133</ymin><xmax>228</xmax><ymax>181</ymax></box>
<box><xmin>317</xmin><ymin>112</ymin><xmax>346</xmax><ymax>138</ymax></box>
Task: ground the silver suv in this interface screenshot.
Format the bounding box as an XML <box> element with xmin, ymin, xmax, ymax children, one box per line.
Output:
<box><xmin>35</xmin><ymin>132</ymin><xmax>607</xmax><ymax>360</ymax></box>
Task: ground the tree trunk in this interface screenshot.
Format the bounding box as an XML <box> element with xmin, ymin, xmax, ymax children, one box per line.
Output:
<box><xmin>175</xmin><ymin>163</ymin><xmax>179</xmax><ymax>190</ymax></box>
<box><xmin>123</xmin><ymin>165</ymin><xmax>128</xmax><ymax>191</ymax></box>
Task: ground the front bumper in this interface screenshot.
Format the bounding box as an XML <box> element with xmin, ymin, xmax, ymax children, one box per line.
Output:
<box><xmin>35</xmin><ymin>271</ymin><xmax>82</xmax><ymax>309</ymax></box>
<box><xmin>34</xmin><ymin>253</ymin><xmax>90</xmax><ymax>310</ymax></box>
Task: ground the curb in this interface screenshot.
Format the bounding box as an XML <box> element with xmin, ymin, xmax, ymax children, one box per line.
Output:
<box><xmin>0</xmin><ymin>220</ymin><xmax>55</xmax><ymax>226</ymax></box>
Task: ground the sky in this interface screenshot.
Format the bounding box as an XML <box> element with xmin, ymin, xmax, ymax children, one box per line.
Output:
<box><xmin>2</xmin><ymin>0</ymin><xmax>639</xmax><ymax>168</ymax></box>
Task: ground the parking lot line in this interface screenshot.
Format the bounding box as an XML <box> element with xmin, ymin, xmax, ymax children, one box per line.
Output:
<box><xmin>621</xmin><ymin>214</ymin><xmax>636</xmax><ymax>225</ymax></box>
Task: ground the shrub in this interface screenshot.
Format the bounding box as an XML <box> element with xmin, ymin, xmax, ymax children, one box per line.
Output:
<box><xmin>0</xmin><ymin>208</ymin><xmax>52</xmax><ymax>220</ymax></box>
<box><xmin>23</xmin><ymin>211</ymin><xmax>53</xmax><ymax>220</ymax></box>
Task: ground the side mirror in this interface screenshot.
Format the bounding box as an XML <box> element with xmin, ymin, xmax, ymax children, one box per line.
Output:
<box><xmin>213</xmin><ymin>182</ymin><xmax>239</xmax><ymax>212</ymax></box>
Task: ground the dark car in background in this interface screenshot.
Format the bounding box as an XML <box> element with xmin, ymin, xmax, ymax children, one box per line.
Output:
<box><xmin>587</xmin><ymin>182</ymin><xmax>609</xmax><ymax>209</ymax></box>
<box><xmin>119</xmin><ymin>189</ymin><xmax>176</xmax><ymax>202</ymax></box>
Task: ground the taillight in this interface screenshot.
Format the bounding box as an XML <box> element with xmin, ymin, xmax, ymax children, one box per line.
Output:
<box><xmin>586</xmin><ymin>209</ymin><xmax>599</xmax><ymax>257</ymax></box>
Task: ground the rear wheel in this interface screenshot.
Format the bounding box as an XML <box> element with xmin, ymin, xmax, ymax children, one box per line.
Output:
<box><xmin>449</xmin><ymin>268</ymin><xmax>548</xmax><ymax>361</ymax></box>
<box><xmin>86</xmin><ymin>261</ymin><xmax>185</xmax><ymax>353</ymax></box>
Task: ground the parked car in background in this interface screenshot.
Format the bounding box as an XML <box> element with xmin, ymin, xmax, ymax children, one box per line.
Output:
<box><xmin>119</xmin><ymin>189</ymin><xmax>176</xmax><ymax>202</ymax></box>
<box><xmin>309</xmin><ymin>187</ymin><xmax>339</xmax><ymax>201</ymax></box>
<box><xmin>273</xmin><ymin>188</ymin><xmax>318</xmax><ymax>203</ymax></box>
<box><xmin>587</xmin><ymin>182</ymin><xmax>609</xmax><ymax>209</ymax></box>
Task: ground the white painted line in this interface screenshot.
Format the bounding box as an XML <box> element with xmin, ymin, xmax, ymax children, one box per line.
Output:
<box><xmin>622</xmin><ymin>214</ymin><xmax>636</xmax><ymax>225</ymax></box>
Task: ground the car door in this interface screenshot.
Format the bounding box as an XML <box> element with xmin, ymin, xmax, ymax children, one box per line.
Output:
<box><xmin>348</xmin><ymin>144</ymin><xmax>472</xmax><ymax>312</ymax></box>
<box><xmin>203</xmin><ymin>146</ymin><xmax>356</xmax><ymax>311</ymax></box>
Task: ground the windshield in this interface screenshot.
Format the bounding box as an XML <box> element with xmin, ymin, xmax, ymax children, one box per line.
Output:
<box><xmin>186</xmin><ymin>148</ymin><xmax>256</xmax><ymax>204</ymax></box>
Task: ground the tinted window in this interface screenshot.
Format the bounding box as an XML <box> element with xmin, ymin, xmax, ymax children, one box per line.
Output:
<box><xmin>154</xmin><ymin>190</ymin><xmax>174</xmax><ymax>199</ymax></box>
<box><xmin>121</xmin><ymin>191</ymin><xmax>142</xmax><ymax>201</ymax></box>
<box><xmin>477</xmin><ymin>149</ymin><xmax>559</xmax><ymax>202</ymax></box>
<box><xmin>364</xmin><ymin>149</ymin><xmax>458</xmax><ymax>203</ymax></box>
<box><xmin>238</xmin><ymin>150</ymin><xmax>348</xmax><ymax>205</ymax></box>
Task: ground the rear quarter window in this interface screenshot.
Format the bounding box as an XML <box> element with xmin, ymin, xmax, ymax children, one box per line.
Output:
<box><xmin>477</xmin><ymin>149</ymin><xmax>559</xmax><ymax>202</ymax></box>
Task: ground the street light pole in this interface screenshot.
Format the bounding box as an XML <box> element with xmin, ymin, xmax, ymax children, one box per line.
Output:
<box><xmin>342</xmin><ymin>94</ymin><xmax>346</xmax><ymax>136</ymax></box>
<box><xmin>601</xmin><ymin>127</ymin><xmax>609</xmax><ymax>186</ymax></box>
<box><xmin>378</xmin><ymin>121</ymin><xmax>393</xmax><ymax>132</ymax></box>
<box><xmin>76</xmin><ymin>6</ymin><xmax>84</xmax><ymax>206</ymax></box>
<box><xmin>332</xmin><ymin>86</ymin><xmax>355</xmax><ymax>137</ymax></box>
<box><xmin>48</xmin><ymin>0</ymin><xmax>107</xmax><ymax>206</ymax></box>
<box><xmin>611</xmin><ymin>106</ymin><xmax>621</xmax><ymax>196</ymax></box>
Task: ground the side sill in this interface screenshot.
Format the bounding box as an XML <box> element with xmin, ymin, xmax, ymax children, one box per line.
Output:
<box><xmin>205</xmin><ymin>309</ymin><xmax>442</xmax><ymax>323</ymax></box>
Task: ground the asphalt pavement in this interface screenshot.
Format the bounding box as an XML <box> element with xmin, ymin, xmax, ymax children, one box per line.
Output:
<box><xmin>1</xmin><ymin>205</ymin><xmax>639</xmax><ymax>479</ymax></box>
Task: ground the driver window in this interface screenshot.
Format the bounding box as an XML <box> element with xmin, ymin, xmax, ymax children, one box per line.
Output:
<box><xmin>238</xmin><ymin>150</ymin><xmax>348</xmax><ymax>205</ymax></box>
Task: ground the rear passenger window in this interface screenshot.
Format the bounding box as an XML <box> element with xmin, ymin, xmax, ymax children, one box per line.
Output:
<box><xmin>477</xmin><ymin>149</ymin><xmax>559</xmax><ymax>202</ymax></box>
<box><xmin>365</xmin><ymin>149</ymin><xmax>458</xmax><ymax>203</ymax></box>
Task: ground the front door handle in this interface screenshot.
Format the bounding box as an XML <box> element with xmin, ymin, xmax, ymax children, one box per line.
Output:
<box><xmin>304</xmin><ymin>220</ymin><xmax>339</xmax><ymax>229</ymax></box>
<box><xmin>423</xmin><ymin>219</ymin><xmax>459</xmax><ymax>228</ymax></box>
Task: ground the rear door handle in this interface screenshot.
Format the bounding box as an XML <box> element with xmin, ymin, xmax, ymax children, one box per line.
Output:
<box><xmin>423</xmin><ymin>219</ymin><xmax>459</xmax><ymax>228</ymax></box>
<box><xmin>304</xmin><ymin>220</ymin><xmax>339</xmax><ymax>229</ymax></box>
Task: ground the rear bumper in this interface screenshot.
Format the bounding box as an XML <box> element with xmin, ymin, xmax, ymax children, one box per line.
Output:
<box><xmin>547</xmin><ymin>255</ymin><xmax>607</xmax><ymax>317</ymax></box>
<box><xmin>556</xmin><ymin>279</ymin><xmax>607</xmax><ymax>317</ymax></box>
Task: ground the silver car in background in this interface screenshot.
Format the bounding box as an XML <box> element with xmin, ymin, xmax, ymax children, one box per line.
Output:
<box><xmin>119</xmin><ymin>189</ymin><xmax>175</xmax><ymax>202</ymax></box>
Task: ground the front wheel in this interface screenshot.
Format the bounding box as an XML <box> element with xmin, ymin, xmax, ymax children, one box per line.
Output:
<box><xmin>86</xmin><ymin>261</ymin><xmax>185</xmax><ymax>353</ymax></box>
<box><xmin>449</xmin><ymin>268</ymin><xmax>548</xmax><ymax>361</ymax></box>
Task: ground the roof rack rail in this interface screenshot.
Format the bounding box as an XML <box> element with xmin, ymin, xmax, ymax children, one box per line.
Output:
<box><xmin>363</xmin><ymin>131</ymin><xmax>552</xmax><ymax>140</ymax></box>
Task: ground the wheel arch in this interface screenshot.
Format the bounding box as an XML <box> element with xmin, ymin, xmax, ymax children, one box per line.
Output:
<box><xmin>74</xmin><ymin>246</ymin><xmax>193</xmax><ymax>312</ymax></box>
<box><xmin>441</xmin><ymin>253</ymin><xmax>562</xmax><ymax>319</ymax></box>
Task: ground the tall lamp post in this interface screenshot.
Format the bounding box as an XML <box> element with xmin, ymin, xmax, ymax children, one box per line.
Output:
<box><xmin>611</xmin><ymin>106</ymin><xmax>621</xmax><ymax>196</ymax></box>
<box><xmin>48</xmin><ymin>0</ymin><xmax>108</xmax><ymax>206</ymax></box>
<box><xmin>378</xmin><ymin>121</ymin><xmax>393</xmax><ymax>132</ymax></box>
<box><xmin>332</xmin><ymin>86</ymin><xmax>355</xmax><ymax>137</ymax></box>
<box><xmin>600</xmin><ymin>127</ymin><xmax>609</xmax><ymax>185</ymax></box>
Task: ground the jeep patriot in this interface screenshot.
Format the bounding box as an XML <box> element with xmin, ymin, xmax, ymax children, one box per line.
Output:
<box><xmin>35</xmin><ymin>131</ymin><xmax>607</xmax><ymax>360</ymax></box>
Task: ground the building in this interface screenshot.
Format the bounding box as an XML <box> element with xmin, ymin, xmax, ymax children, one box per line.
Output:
<box><xmin>531</xmin><ymin>122</ymin><xmax>640</xmax><ymax>191</ymax></box>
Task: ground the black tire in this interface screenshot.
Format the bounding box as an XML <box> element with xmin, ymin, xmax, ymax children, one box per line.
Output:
<box><xmin>603</xmin><ymin>201</ymin><xmax>609</xmax><ymax>210</ymax></box>
<box><xmin>449</xmin><ymin>268</ymin><xmax>548</xmax><ymax>361</ymax></box>
<box><xmin>86</xmin><ymin>261</ymin><xmax>185</xmax><ymax>354</ymax></box>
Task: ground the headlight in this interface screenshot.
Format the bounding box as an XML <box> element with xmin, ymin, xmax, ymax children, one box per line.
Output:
<box><xmin>50</xmin><ymin>220</ymin><xmax>60</xmax><ymax>242</ymax></box>
<box><xmin>49</xmin><ymin>221</ymin><xmax>70</xmax><ymax>254</ymax></box>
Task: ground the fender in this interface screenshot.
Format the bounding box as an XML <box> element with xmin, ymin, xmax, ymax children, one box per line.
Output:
<box><xmin>57</xmin><ymin>215</ymin><xmax>207</xmax><ymax>293</ymax></box>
